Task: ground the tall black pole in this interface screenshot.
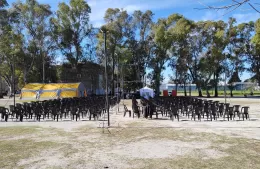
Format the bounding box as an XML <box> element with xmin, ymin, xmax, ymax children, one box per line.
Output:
<box><xmin>103</xmin><ymin>29</ymin><xmax>110</xmax><ymax>126</ymax></box>
<box><xmin>43</xmin><ymin>52</ymin><xmax>45</xmax><ymax>83</ymax></box>
<box><xmin>117</xmin><ymin>53</ymin><xmax>119</xmax><ymax>114</ymax></box>
<box><xmin>13</xmin><ymin>54</ymin><xmax>15</xmax><ymax>110</ymax></box>
<box><xmin>224</xmin><ymin>54</ymin><xmax>227</xmax><ymax>105</ymax></box>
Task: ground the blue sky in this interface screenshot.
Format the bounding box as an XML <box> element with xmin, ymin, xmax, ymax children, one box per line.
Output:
<box><xmin>8</xmin><ymin>0</ymin><xmax>260</xmax><ymax>82</ymax></box>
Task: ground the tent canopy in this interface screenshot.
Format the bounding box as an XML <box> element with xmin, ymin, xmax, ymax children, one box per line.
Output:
<box><xmin>140</xmin><ymin>86</ymin><xmax>154</xmax><ymax>99</ymax></box>
<box><xmin>22</xmin><ymin>83</ymin><xmax>44</xmax><ymax>91</ymax></box>
<box><xmin>21</xmin><ymin>83</ymin><xmax>44</xmax><ymax>98</ymax></box>
<box><xmin>21</xmin><ymin>82</ymin><xmax>86</xmax><ymax>99</ymax></box>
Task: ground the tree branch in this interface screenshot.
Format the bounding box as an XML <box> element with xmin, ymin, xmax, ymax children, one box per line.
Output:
<box><xmin>195</xmin><ymin>0</ymin><xmax>260</xmax><ymax>14</ymax></box>
<box><xmin>249</xmin><ymin>3</ymin><xmax>260</xmax><ymax>13</ymax></box>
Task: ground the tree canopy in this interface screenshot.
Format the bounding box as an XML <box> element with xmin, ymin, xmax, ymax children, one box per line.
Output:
<box><xmin>0</xmin><ymin>0</ymin><xmax>260</xmax><ymax>97</ymax></box>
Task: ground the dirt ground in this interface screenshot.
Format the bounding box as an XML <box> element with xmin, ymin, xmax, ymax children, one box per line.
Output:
<box><xmin>0</xmin><ymin>97</ymin><xmax>260</xmax><ymax>169</ymax></box>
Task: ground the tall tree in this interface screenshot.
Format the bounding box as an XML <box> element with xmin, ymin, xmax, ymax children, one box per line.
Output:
<box><xmin>225</xmin><ymin>18</ymin><xmax>248</xmax><ymax>96</ymax></box>
<box><xmin>169</xmin><ymin>16</ymin><xmax>193</xmax><ymax>94</ymax></box>
<box><xmin>129</xmin><ymin>10</ymin><xmax>154</xmax><ymax>88</ymax></box>
<box><xmin>13</xmin><ymin>0</ymin><xmax>54</xmax><ymax>84</ymax></box>
<box><xmin>251</xmin><ymin>19</ymin><xmax>260</xmax><ymax>84</ymax></box>
<box><xmin>0</xmin><ymin>0</ymin><xmax>9</xmax><ymax>26</ymax></box>
<box><xmin>50</xmin><ymin>0</ymin><xmax>92</xmax><ymax>66</ymax></box>
<box><xmin>0</xmin><ymin>0</ymin><xmax>21</xmax><ymax>92</ymax></box>
<box><xmin>187</xmin><ymin>21</ymin><xmax>210</xmax><ymax>97</ymax></box>
<box><xmin>204</xmin><ymin>20</ymin><xmax>227</xmax><ymax>97</ymax></box>
<box><xmin>0</xmin><ymin>23</ymin><xmax>21</xmax><ymax>92</ymax></box>
<box><xmin>149</xmin><ymin>14</ymin><xmax>183</xmax><ymax>95</ymax></box>
<box><xmin>228</xmin><ymin>71</ymin><xmax>241</xmax><ymax>97</ymax></box>
<box><xmin>97</xmin><ymin>8</ymin><xmax>131</xmax><ymax>94</ymax></box>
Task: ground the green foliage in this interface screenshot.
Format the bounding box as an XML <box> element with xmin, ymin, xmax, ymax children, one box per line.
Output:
<box><xmin>50</xmin><ymin>0</ymin><xmax>92</xmax><ymax>66</ymax></box>
<box><xmin>0</xmin><ymin>0</ymin><xmax>58</xmax><ymax>92</ymax></box>
<box><xmin>229</xmin><ymin>71</ymin><xmax>241</xmax><ymax>84</ymax></box>
<box><xmin>0</xmin><ymin>0</ymin><xmax>8</xmax><ymax>7</ymax></box>
<box><xmin>1</xmin><ymin>1</ymin><xmax>260</xmax><ymax>97</ymax></box>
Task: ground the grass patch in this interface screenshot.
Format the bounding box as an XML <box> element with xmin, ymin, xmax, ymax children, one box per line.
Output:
<box><xmin>0</xmin><ymin>139</ymin><xmax>58</xmax><ymax>169</ymax></box>
<box><xmin>0</xmin><ymin>126</ymin><xmax>40</xmax><ymax>138</ymax></box>
<box><xmin>1</xmin><ymin>125</ymin><xmax>260</xmax><ymax>168</ymax></box>
<box><xmin>116</xmin><ymin>128</ymin><xmax>260</xmax><ymax>169</ymax></box>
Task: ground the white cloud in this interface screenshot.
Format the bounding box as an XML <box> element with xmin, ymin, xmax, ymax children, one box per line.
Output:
<box><xmin>88</xmin><ymin>0</ymin><xmax>196</xmax><ymax>27</ymax></box>
<box><xmin>92</xmin><ymin>21</ymin><xmax>103</xmax><ymax>28</ymax></box>
<box><xmin>199</xmin><ymin>9</ymin><xmax>260</xmax><ymax>24</ymax></box>
<box><xmin>124</xmin><ymin>5</ymin><xmax>142</xmax><ymax>12</ymax></box>
<box><xmin>201</xmin><ymin>11</ymin><xmax>226</xmax><ymax>21</ymax></box>
<box><xmin>232</xmin><ymin>13</ymin><xmax>260</xmax><ymax>23</ymax></box>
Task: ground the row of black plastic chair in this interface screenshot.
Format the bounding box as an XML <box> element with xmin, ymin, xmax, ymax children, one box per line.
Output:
<box><xmin>139</xmin><ymin>96</ymin><xmax>250</xmax><ymax>121</ymax></box>
<box><xmin>0</xmin><ymin>96</ymin><xmax>119</xmax><ymax>122</ymax></box>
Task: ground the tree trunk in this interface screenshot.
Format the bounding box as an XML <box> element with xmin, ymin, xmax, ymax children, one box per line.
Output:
<box><xmin>196</xmin><ymin>81</ymin><xmax>203</xmax><ymax>97</ymax></box>
<box><xmin>257</xmin><ymin>72</ymin><xmax>260</xmax><ymax>87</ymax></box>
<box><xmin>23</xmin><ymin>68</ymin><xmax>27</xmax><ymax>84</ymax></box>
<box><xmin>206</xmin><ymin>86</ymin><xmax>210</xmax><ymax>98</ymax></box>
<box><xmin>155</xmin><ymin>73</ymin><xmax>160</xmax><ymax>97</ymax></box>
<box><xmin>230</xmin><ymin>89</ymin><xmax>233</xmax><ymax>97</ymax></box>
<box><xmin>184</xmin><ymin>82</ymin><xmax>187</xmax><ymax>96</ymax></box>
<box><xmin>198</xmin><ymin>87</ymin><xmax>203</xmax><ymax>97</ymax></box>
<box><xmin>214</xmin><ymin>73</ymin><xmax>219</xmax><ymax>97</ymax></box>
<box><xmin>189</xmin><ymin>83</ymin><xmax>191</xmax><ymax>96</ymax></box>
<box><xmin>214</xmin><ymin>82</ymin><xmax>218</xmax><ymax>97</ymax></box>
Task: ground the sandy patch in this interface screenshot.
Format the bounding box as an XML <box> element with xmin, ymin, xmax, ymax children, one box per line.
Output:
<box><xmin>18</xmin><ymin>148</ymin><xmax>67</xmax><ymax>169</ymax></box>
<box><xmin>111</xmin><ymin>140</ymin><xmax>227</xmax><ymax>159</ymax></box>
<box><xmin>201</xmin><ymin>149</ymin><xmax>229</xmax><ymax>159</ymax></box>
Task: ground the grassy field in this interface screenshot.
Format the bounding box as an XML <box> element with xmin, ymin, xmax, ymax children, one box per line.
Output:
<box><xmin>0</xmin><ymin>125</ymin><xmax>260</xmax><ymax>169</ymax></box>
<box><xmin>0</xmin><ymin>98</ymin><xmax>260</xmax><ymax>168</ymax></box>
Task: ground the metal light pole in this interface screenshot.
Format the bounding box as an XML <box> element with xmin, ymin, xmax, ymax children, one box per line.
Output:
<box><xmin>101</xmin><ymin>28</ymin><xmax>110</xmax><ymax>127</ymax></box>
<box><xmin>224</xmin><ymin>55</ymin><xmax>227</xmax><ymax>104</ymax></box>
<box><xmin>43</xmin><ymin>52</ymin><xmax>45</xmax><ymax>83</ymax></box>
<box><xmin>13</xmin><ymin>54</ymin><xmax>16</xmax><ymax>110</ymax></box>
<box><xmin>116</xmin><ymin>53</ymin><xmax>119</xmax><ymax>114</ymax></box>
<box><xmin>122</xmin><ymin>64</ymin><xmax>124</xmax><ymax>104</ymax></box>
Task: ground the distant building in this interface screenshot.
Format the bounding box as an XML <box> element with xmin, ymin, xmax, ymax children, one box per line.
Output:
<box><xmin>232</xmin><ymin>82</ymin><xmax>257</xmax><ymax>90</ymax></box>
<box><xmin>160</xmin><ymin>84</ymin><xmax>197</xmax><ymax>91</ymax></box>
<box><xmin>160</xmin><ymin>82</ymin><xmax>258</xmax><ymax>92</ymax></box>
<box><xmin>60</xmin><ymin>62</ymin><xmax>105</xmax><ymax>95</ymax></box>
